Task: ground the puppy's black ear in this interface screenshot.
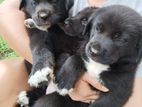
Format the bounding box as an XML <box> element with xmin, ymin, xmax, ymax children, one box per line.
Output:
<box><xmin>19</xmin><ymin>0</ymin><xmax>26</xmax><ymax>10</ymax></box>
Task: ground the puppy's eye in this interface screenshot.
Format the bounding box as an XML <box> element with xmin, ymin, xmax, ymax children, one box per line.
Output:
<box><xmin>32</xmin><ymin>0</ymin><xmax>38</xmax><ymax>6</ymax></box>
<box><xmin>96</xmin><ymin>23</ymin><xmax>104</xmax><ymax>33</ymax></box>
<box><xmin>113</xmin><ymin>33</ymin><xmax>121</xmax><ymax>39</ymax></box>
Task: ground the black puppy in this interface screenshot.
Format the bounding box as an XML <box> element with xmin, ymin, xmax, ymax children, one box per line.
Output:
<box><xmin>19</xmin><ymin>0</ymin><xmax>74</xmax><ymax>87</ymax></box>
<box><xmin>63</xmin><ymin>7</ymin><xmax>98</xmax><ymax>37</ymax></box>
<box><xmin>33</xmin><ymin>5</ymin><xmax>142</xmax><ymax>107</ymax></box>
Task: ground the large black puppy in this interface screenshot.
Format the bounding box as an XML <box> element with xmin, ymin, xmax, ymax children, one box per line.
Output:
<box><xmin>32</xmin><ymin>5</ymin><xmax>142</xmax><ymax>107</ymax></box>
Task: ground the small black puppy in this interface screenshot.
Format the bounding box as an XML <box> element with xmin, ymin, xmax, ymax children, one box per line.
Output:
<box><xmin>19</xmin><ymin>0</ymin><xmax>74</xmax><ymax>87</ymax></box>
<box><xmin>63</xmin><ymin>7</ymin><xmax>98</xmax><ymax>37</ymax></box>
<box><xmin>33</xmin><ymin>5</ymin><xmax>142</xmax><ymax>107</ymax></box>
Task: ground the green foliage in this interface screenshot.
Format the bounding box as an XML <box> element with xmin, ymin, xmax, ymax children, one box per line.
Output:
<box><xmin>0</xmin><ymin>0</ymin><xmax>3</xmax><ymax>4</ymax></box>
<box><xmin>0</xmin><ymin>0</ymin><xmax>18</xmax><ymax>59</ymax></box>
<box><xmin>0</xmin><ymin>37</ymin><xmax>18</xmax><ymax>59</ymax></box>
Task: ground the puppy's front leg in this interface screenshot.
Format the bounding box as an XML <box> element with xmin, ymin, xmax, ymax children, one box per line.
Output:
<box><xmin>28</xmin><ymin>49</ymin><xmax>54</xmax><ymax>87</ymax></box>
<box><xmin>55</xmin><ymin>55</ymin><xmax>86</xmax><ymax>96</ymax></box>
<box><xmin>28</xmin><ymin>32</ymin><xmax>55</xmax><ymax>88</ymax></box>
<box><xmin>17</xmin><ymin>84</ymin><xmax>47</xmax><ymax>107</ymax></box>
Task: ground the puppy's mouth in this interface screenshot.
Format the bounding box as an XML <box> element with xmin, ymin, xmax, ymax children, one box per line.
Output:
<box><xmin>63</xmin><ymin>26</ymin><xmax>78</xmax><ymax>36</ymax></box>
<box><xmin>24</xmin><ymin>18</ymin><xmax>51</xmax><ymax>31</ymax></box>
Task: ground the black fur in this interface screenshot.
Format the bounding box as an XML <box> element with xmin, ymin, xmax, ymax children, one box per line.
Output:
<box><xmin>19</xmin><ymin>0</ymin><xmax>75</xmax><ymax>85</ymax></box>
<box><xmin>24</xmin><ymin>60</ymin><xmax>32</xmax><ymax>75</ymax></box>
<box><xmin>33</xmin><ymin>5</ymin><xmax>142</xmax><ymax>107</ymax></box>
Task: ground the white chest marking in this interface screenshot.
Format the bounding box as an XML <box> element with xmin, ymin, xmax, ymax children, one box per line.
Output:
<box><xmin>85</xmin><ymin>58</ymin><xmax>109</xmax><ymax>80</ymax></box>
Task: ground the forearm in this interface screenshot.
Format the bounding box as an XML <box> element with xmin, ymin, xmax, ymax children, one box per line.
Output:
<box><xmin>0</xmin><ymin>0</ymin><xmax>32</xmax><ymax>63</ymax></box>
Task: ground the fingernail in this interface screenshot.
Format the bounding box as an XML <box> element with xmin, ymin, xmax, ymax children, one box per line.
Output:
<box><xmin>102</xmin><ymin>86</ymin><xmax>109</xmax><ymax>92</ymax></box>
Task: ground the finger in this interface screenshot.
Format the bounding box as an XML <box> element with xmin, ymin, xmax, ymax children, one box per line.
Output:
<box><xmin>82</xmin><ymin>73</ymin><xmax>109</xmax><ymax>92</ymax></box>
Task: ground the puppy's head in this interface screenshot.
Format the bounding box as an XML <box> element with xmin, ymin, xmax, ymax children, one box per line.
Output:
<box><xmin>63</xmin><ymin>7</ymin><xmax>98</xmax><ymax>37</ymax></box>
<box><xmin>19</xmin><ymin>0</ymin><xmax>73</xmax><ymax>30</ymax></box>
<box><xmin>85</xmin><ymin>5</ymin><xmax>142</xmax><ymax>65</ymax></box>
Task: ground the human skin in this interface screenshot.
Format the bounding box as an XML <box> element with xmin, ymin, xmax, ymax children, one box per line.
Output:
<box><xmin>0</xmin><ymin>58</ymin><xmax>31</xmax><ymax>107</ymax></box>
<box><xmin>0</xmin><ymin>0</ymin><xmax>142</xmax><ymax>106</ymax></box>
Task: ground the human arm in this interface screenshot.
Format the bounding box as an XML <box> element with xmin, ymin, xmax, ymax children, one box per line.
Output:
<box><xmin>0</xmin><ymin>0</ymin><xmax>32</xmax><ymax>63</ymax></box>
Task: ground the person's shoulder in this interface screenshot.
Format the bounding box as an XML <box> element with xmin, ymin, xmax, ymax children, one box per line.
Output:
<box><xmin>71</xmin><ymin>0</ymin><xmax>89</xmax><ymax>16</ymax></box>
<box><xmin>104</xmin><ymin>0</ymin><xmax>142</xmax><ymax>16</ymax></box>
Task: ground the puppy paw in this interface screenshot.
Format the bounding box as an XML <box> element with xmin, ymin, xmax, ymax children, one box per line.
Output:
<box><xmin>24</xmin><ymin>19</ymin><xmax>36</xmax><ymax>28</ymax></box>
<box><xmin>17</xmin><ymin>91</ymin><xmax>29</xmax><ymax>107</ymax></box>
<box><xmin>28</xmin><ymin>67</ymin><xmax>53</xmax><ymax>87</ymax></box>
<box><xmin>55</xmin><ymin>69</ymin><xmax>75</xmax><ymax>96</ymax></box>
<box><xmin>56</xmin><ymin>87</ymin><xmax>73</xmax><ymax>96</ymax></box>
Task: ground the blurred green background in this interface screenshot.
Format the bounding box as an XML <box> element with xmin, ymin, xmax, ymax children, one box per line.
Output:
<box><xmin>0</xmin><ymin>0</ymin><xmax>3</xmax><ymax>3</ymax></box>
<box><xmin>0</xmin><ymin>0</ymin><xmax>18</xmax><ymax>59</ymax></box>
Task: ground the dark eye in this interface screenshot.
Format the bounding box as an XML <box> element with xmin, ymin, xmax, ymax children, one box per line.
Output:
<box><xmin>32</xmin><ymin>0</ymin><xmax>38</xmax><ymax>6</ymax></box>
<box><xmin>96</xmin><ymin>23</ymin><xmax>104</xmax><ymax>33</ymax></box>
<box><xmin>81</xmin><ymin>18</ymin><xmax>88</xmax><ymax>26</ymax></box>
<box><xmin>113</xmin><ymin>33</ymin><xmax>121</xmax><ymax>39</ymax></box>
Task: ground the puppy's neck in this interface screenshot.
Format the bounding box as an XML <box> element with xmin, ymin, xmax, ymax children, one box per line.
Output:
<box><xmin>84</xmin><ymin>58</ymin><xmax>109</xmax><ymax>80</ymax></box>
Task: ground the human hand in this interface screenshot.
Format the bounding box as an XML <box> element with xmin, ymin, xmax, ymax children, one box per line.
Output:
<box><xmin>68</xmin><ymin>72</ymin><xmax>109</xmax><ymax>103</ymax></box>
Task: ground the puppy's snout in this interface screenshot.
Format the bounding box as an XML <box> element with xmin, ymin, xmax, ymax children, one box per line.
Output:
<box><xmin>89</xmin><ymin>42</ymin><xmax>101</xmax><ymax>54</ymax></box>
<box><xmin>64</xmin><ymin>18</ymin><xmax>72</xmax><ymax>26</ymax></box>
<box><xmin>38</xmin><ymin>10</ymin><xmax>50</xmax><ymax>20</ymax></box>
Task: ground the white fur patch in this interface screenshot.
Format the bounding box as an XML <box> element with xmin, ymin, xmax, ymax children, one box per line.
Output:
<box><xmin>85</xmin><ymin>58</ymin><xmax>109</xmax><ymax>80</ymax></box>
<box><xmin>56</xmin><ymin>88</ymin><xmax>73</xmax><ymax>96</ymax></box>
<box><xmin>17</xmin><ymin>91</ymin><xmax>29</xmax><ymax>107</ymax></box>
<box><xmin>55</xmin><ymin>83</ymin><xmax>73</xmax><ymax>96</ymax></box>
<box><xmin>28</xmin><ymin>67</ymin><xmax>53</xmax><ymax>87</ymax></box>
<box><xmin>24</xmin><ymin>18</ymin><xmax>50</xmax><ymax>31</ymax></box>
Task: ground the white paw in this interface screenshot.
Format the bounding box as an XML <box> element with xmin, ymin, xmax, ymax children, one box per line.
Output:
<box><xmin>56</xmin><ymin>87</ymin><xmax>73</xmax><ymax>96</ymax></box>
<box><xmin>17</xmin><ymin>91</ymin><xmax>29</xmax><ymax>107</ymax></box>
<box><xmin>24</xmin><ymin>18</ymin><xmax>50</xmax><ymax>31</ymax></box>
<box><xmin>28</xmin><ymin>67</ymin><xmax>53</xmax><ymax>87</ymax></box>
<box><xmin>24</xmin><ymin>19</ymin><xmax>36</xmax><ymax>28</ymax></box>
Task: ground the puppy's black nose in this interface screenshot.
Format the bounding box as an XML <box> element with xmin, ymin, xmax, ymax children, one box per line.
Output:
<box><xmin>64</xmin><ymin>18</ymin><xmax>72</xmax><ymax>26</ymax></box>
<box><xmin>89</xmin><ymin>42</ymin><xmax>101</xmax><ymax>54</ymax></box>
<box><xmin>38</xmin><ymin>11</ymin><xmax>50</xmax><ymax>20</ymax></box>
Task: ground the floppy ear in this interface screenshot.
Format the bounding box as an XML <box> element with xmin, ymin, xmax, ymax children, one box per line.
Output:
<box><xmin>19</xmin><ymin>0</ymin><xmax>26</xmax><ymax>10</ymax></box>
